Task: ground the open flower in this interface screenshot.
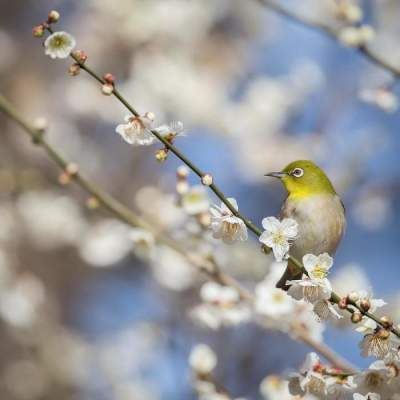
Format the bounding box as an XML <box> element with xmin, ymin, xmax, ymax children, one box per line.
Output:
<box><xmin>359</xmin><ymin>328</ymin><xmax>392</xmax><ymax>359</ymax></box>
<box><xmin>255</xmin><ymin>280</ymin><xmax>295</xmax><ymax>319</ymax></box>
<box><xmin>154</xmin><ymin>121</ymin><xmax>185</xmax><ymax>140</ymax></box>
<box><xmin>259</xmin><ymin>217</ymin><xmax>298</xmax><ymax>261</ymax></box>
<box><xmin>44</xmin><ymin>31</ymin><xmax>76</xmax><ymax>59</ymax></box>
<box><xmin>181</xmin><ymin>185</ymin><xmax>210</xmax><ymax>215</ymax></box>
<box><xmin>210</xmin><ymin>198</ymin><xmax>248</xmax><ymax>244</ymax></box>
<box><xmin>115</xmin><ymin>113</ymin><xmax>155</xmax><ymax>145</ymax></box>
<box><xmin>353</xmin><ymin>393</ymin><xmax>381</xmax><ymax>400</ymax></box>
<box><xmin>190</xmin><ymin>282</ymin><xmax>251</xmax><ymax>330</ymax></box>
<box><xmin>287</xmin><ymin>253</ymin><xmax>333</xmax><ymax>304</ymax></box>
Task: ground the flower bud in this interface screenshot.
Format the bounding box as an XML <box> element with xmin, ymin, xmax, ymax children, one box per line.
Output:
<box><xmin>176</xmin><ymin>180</ymin><xmax>188</xmax><ymax>195</ymax></box>
<box><xmin>155</xmin><ymin>148</ymin><xmax>168</xmax><ymax>162</ymax></box>
<box><xmin>103</xmin><ymin>73</ymin><xmax>115</xmax><ymax>84</ymax></box>
<box><xmin>347</xmin><ymin>291</ymin><xmax>359</xmax><ymax>304</ymax></box>
<box><xmin>86</xmin><ymin>196</ymin><xmax>99</xmax><ymax>209</ymax></box>
<box><xmin>73</xmin><ymin>50</ymin><xmax>88</xmax><ymax>64</ymax></box>
<box><xmin>380</xmin><ymin>316</ymin><xmax>393</xmax><ymax>329</ymax></box>
<box><xmin>201</xmin><ymin>173</ymin><xmax>213</xmax><ymax>186</ymax></box>
<box><xmin>58</xmin><ymin>172</ymin><xmax>71</xmax><ymax>185</ymax></box>
<box><xmin>101</xmin><ymin>83</ymin><xmax>114</xmax><ymax>96</ymax></box>
<box><xmin>48</xmin><ymin>10</ymin><xmax>60</xmax><ymax>23</ymax></box>
<box><xmin>68</xmin><ymin>63</ymin><xmax>80</xmax><ymax>76</ymax></box>
<box><xmin>359</xmin><ymin>298</ymin><xmax>371</xmax><ymax>312</ymax></box>
<box><xmin>32</xmin><ymin>117</ymin><xmax>48</xmax><ymax>133</ymax></box>
<box><xmin>177</xmin><ymin>165</ymin><xmax>189</xmax><ymax>179</ymax></box>
<box><xmin>338</xmin><ymin>297</ymin><xmax>348</xmax><ymax>309</ymax></box>
<box><xmin>65</xmin><ymin>163</ymin><xmax>79</xmax><ymax>176</ymax></box>
<box><xmin>32</xmin><ymin>25</ymin><xmax>45</xmax><ymax>37</ymax></box>
<box><xmin>351</xmin><ymin>312</ymin><xmax>362</xmax><ymax>323</ymax></box>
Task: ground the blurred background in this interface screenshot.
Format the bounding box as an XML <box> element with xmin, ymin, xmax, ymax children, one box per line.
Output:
<box><xmin>0</xmin><ymin>0</ymin><xmax>400</xmax><ymax>399</ymax></box>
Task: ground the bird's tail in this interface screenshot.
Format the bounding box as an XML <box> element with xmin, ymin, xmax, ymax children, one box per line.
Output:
<box><xmin>275</xmin><ymin>260</ymin><xmax>302</xmax><ymax>291</ymax></box>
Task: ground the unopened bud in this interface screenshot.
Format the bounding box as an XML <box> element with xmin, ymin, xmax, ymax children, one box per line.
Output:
<box><xmin>377</xmin><ymin>329</ymin><xmax>390</xmax><ymax>340</ymax></box>
<box><xmin>261</xmin><ymin>244</ymin><xmax>271</xmax><ymax>254</ymax></box>
<box><xmin>176</xmin><ymin>180</ymin><xmax>188</xmax><ymax>195</ymax></box>
<box><xmin>155</xmin><ymin>148</ymin><xmax>168</xmax><ymax>162</ymax></box>
<box><xmin>32</xmin><ymin>117</ymin><xmax>48</xmax><ymax>133</ymax></box>
<box><xmin>68</xmin><ymin>63</ymin><xmax>80</xmax><ymax>76</ymax></box>
<box><xmin>103</xmin><ymin>73</ymin><xmax>115</xmax><ymax>84</ymax></box>
<box><xmin>360</xmin><ymin>299</ymin><xmax>371</xmax><ymax>312</ymax></box>
<box><xmin>65</xmin><ymin>163</ymin><xmax>79</xmax><ymax>176</ymax></box>
<box><xmin>144</xmin><ymin>111</ymin><xmax>155</xmax><ymax>121</ymax></box>
<box><xmin>177</xmin><ymin>165</ymin><xmax>189</xmax><ymax>179</ymax></box>
<box><xmin>32</xmin><ymin>25</ymin><xmax>45</xmax><ymax>37</ymax></box>
<box><xmin>338</xmin><ymin>297</ymin><xmax>348</xmax><ymax>310</ymax></box>
<box><xmin>101</xmin><ymin>83</ymin><xmax>114</xmax><ymax>96</ymax></box>
<box><xmin>58</xmin><ymin>172</ymin><xmax>71</xmax><ymax>185</ymax></box>
<box><xmin>351</xmin><ymin>312</ymin><xmax>363</xmax><ymax>323</ymax></box>
<box><xmin>201</xmin><ymin>173</ymin><xmax>213</xmax><ymax>186</ymax></box>
<box><xmin>347</xmin><ymin>291</ymin><xmax>359</xmax><ymax>304</ymax></box>
<box><xmin>47</xmin><ymin>10</ymin><xmax>60</xmax><ymax>23</ymax></box>
<box><xmin>380</xmin><ymin>316</ymin><xmax>393</xmax><ymax>329</ymax></box>
<box><xmin>73</xmin><ymin>50</ymin><xmax>88</xmax><ymax>64</ymax></box>
<box><xmin>86</xmin><ymin>196</ymin><xmax>99</xmax><ymax>209</ymax></box>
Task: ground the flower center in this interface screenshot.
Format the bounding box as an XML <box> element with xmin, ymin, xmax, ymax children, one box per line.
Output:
<box><xmin>272</xmin><ymin>292</ymin><xmax>285</xmax><ymax>303</ymax></box>
<box><xmin>312</xmin><ymin>265</ymin><xmax>327</xmax><ymax>279</ymax></box>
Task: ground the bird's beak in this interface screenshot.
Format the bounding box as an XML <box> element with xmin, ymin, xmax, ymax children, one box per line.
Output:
<box><xmin>264</xmin><ymin>172</ymin><xmax>287</xmax><ymax>179</ymax></box>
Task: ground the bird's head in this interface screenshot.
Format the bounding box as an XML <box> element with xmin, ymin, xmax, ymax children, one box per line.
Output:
<box><xmin>265</xmin><ymin>160</ymin><xmax>336</xmax><ymax>198</ymax></box>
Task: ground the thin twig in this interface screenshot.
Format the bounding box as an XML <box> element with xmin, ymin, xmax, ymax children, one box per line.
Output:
<box><xmin>0</xmin><ymin>93</ymin><xmax>355</xmax><ymax>371</ymax></box>
<box><xmin>256</xmin><ymin>0</ymin><xmax>400</xmax><ymax>77</ymax></box>
<box><xmin>47</xmin><ymin>28</ymin><xmax>400</xmax><ymax>338</ymax></box>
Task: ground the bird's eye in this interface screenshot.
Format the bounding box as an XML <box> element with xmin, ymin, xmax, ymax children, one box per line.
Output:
<box><xmin>291</xmin><ymin>168</ymin><xmax>304</xmax><ymax>178</ymax></box>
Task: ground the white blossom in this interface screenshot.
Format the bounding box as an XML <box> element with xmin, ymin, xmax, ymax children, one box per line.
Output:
<box><xmin>290</xmin><ymin>352</ymin><xmax>327</xmax><ymax>396</ymax></box>
<box><xmin>210</xmin><ymin>198</ymin><xmax>248</xmax><ymax>244</ymax></box>
<box><xmin>191</xmin><ymin>282</ymin><xmax>251</xmax><ymax>329</ymax></box>
<box><xmin>359</xmin><ymin>330</ymin><xmax>392</xmax><ymax>359</ymax></box>
<box><xmin>79</xmin><ymin>219</ymin><xmax>132</xmax><ymax>267</ymax></box>
<box><xmin>182</xmin><ymin>185</ymin><xmax>210</xmax><ymax>215</ymax></box>
<box><xmin>360</xmin><ymin>88</ymin><xmax>398</xmax><ymax>113</ymax></box>
<box><xmin>338</xmin><ymin>25</ymin><xmax>375</xmax><ymax>48</ymax></box>
<box><xmin>154</xmin><ymin>120</ymin><xmax>185</xmax><ymax>138</ymax></box>
<box><xmin>44</xmin><ymin>31</ymin><xmax>76</xmax><ymax>59</ymax></box>
<box><xmin>115</xmin><ymin>113</ymin><xmax>155</xmax><ymax>145</ymax></box>
<box><xmin>259</xmin><ymin>217</ymin><xmax>298</xmax><ymax>261</ymax></box>
<box><xmin>189</xmin><ymin>344</ymin><xmax>217</xmax><ymax>375</ymax></box>
<box><xmin>129</xmin><ymin>228</ymin><xmax>155</xmax><ymax>260</ymax></box>
<box><xmin>287</xmin><ymin>253</ymin><xmax>333</xmax><ymax>304</ymax></box>
<box><xmin>255</xmin><ymin>280</ymin><xmax>295</xmax><ymax>318</ymax></box>
<box><xmin>313</xmin><ymin>299</ymin><xmax>342</xmax><ymax>321</ymax></box>
<box><xmin>151</xmin><ymin>246</ymin><xmax>196</xmax><ymax>291</ymax></box>
<box><xmin>353</xmin><ymin>394</ymin><xmax>381</xmax><ymax>400</ymax></box>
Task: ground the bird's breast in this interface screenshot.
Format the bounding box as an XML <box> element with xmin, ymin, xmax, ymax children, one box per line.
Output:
<box><xmin>280</xmin><ymin>194</ymin><xmax>346</xmax><ymax>260</ymax></box>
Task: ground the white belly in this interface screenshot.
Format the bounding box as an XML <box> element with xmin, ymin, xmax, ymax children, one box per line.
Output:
<box><xmin>280</xmin><ymin>194</ymin><xmax>346</xmax><ymax>260</ymax></box>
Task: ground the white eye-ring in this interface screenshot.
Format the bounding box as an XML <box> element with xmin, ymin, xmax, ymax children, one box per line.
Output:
<box><xmin>291</xmin><ymin>167</ymin><xmax>304</xmax><ymax>178</ymax></box>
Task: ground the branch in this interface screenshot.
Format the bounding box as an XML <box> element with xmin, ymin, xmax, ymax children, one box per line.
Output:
<box><xmin>256</xmin><ymin>0</ymin><xmax>400</xmax><ymax>77</ymax></box>
<box><xmin>0</xmin><ymin>93</ymin><xmax>354</xmax><ymax>372</ymax></box>
<box><xmin>42</xmin><ymin>27</ymin><xmax>400</xmax><ymax>340</ymax></box>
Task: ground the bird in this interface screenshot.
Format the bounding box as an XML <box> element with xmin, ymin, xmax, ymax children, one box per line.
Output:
<box><xmin>265</xmin><ymin>160</ymin><xmax>346</xmax><ymax>290</ymax></box>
